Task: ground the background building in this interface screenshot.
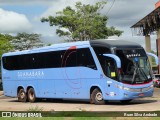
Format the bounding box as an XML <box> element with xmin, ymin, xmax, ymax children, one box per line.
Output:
<box><xmin>131</xmin><ymin>0</ymin><xmax>160</xmax><ymax>74</ymax></box>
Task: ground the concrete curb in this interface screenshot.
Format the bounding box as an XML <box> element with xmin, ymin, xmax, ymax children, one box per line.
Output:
<box><xmin>0</xmin><ymin>91</ymin><xmax>4</xmax><ymax>96</ymax></box>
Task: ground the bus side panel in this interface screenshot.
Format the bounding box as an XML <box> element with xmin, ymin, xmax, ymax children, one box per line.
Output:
<box><xmin>102</xmin><ymin>79</ymin><xmax>122</xmax><ymax>100</ymax></box>
<box><xmin>3</xmin><ymin>80</ymin><xmax>17</xmax><ymax>97</ymax></box>
<box><xmin>2</xmin><ymin>70</ymin><xmax>39</xmax><ymax>97</ymax></box>
<box><xmin>37</xmin><ymin>79</ymin><xmax>55</xmax><ymax>98</ymax></box>
<box><xmin>2</xmin><ymin>67</ymin><xmax>103</xmax><ymax>100</ymax></box>
<box><xmin>2</xmin><ymin>70</ymin><xmax>17</xmax><ymax>97</ymax></box>
<box><xmin>62</xmin><ymin>67</ymin><xmax>103</xmax><ymax>99</ymax></box>
<box><xmin>36</xmin><ymin>68</ymin><xmax>76</xmax><ymax>98</ymax></box>
<box><xmin>37</xmin><ymin>68</ymin><xmax>104</xmax><ymax>100</ymax></box>
<box><xmin>16</xmin><ymin>69</ymin><xmax>55</xmax><ymax>98</ymax></box>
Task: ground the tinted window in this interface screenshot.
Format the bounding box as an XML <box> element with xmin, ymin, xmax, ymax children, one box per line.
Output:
<box><xmin>2</xmin><ymin>51</ymin><xmax>63</xmax><ymax>70</ymax></box>
<box><xmin>44</xmin><ymin>51</ymin><xmax>62</xmax><ymax>68</ymax></box>
<box><xmin>62</xmin><ymin>49</ymin><xmax>77</xmax><ymax>67</ymax></box>
<box><xmin>2</xmin><ymin>48</ymin><xmax>97</xmax><ymax>70</ymax></box>
<box><xmin>77</xmin><ymin>48</ymin><xmax>97</xmax><ymax>70</ymax></box>
<box><xmin>93</xmin><ymin>47</ymin><xmax>111</xmax><ymax>56</ymax></box>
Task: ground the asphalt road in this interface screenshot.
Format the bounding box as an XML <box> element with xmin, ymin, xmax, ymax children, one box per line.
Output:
<box><xmin>0</xmin><ymin>88</ymin><xmax>160</xmax><ymax>111</ymax></box>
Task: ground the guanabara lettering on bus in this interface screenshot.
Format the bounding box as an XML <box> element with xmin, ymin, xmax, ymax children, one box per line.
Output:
<box><xmin>1</xmin><ymin>40</ymin><xmax>158</xmax><ymax>104</ymax></box>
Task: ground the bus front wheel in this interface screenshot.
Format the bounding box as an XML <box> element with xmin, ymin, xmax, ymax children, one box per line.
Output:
<box><xmin>18</xmin><ymin>89</ymin><xmax>27</xmax><ymax>102</ymax></box>
<box><xmin>91</xmin><ymin>88</ymin><xmax>105</xmax><ymax>105</ymax></box>
<box><xmin>28</xmin><ymin>88</ymin><xmax>36</xmax><ymax>102</ymax></box>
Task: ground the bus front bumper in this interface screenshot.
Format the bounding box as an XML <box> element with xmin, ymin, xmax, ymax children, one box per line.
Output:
<box><xmin>104</xmin><ymin>84</ymin><xmax>154</xmax><ymax>100</ymax></box>
<box><xmin>120</xmin><ymin>88</ymin><xmax>154</xmax><ymax>100</ymax></box>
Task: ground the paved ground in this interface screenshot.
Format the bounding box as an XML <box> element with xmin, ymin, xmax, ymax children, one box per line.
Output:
<box><xmin>0</xmin><ymin>91</ymin><xmax>3</xmax><ymax>96</ymax></box>
<box><xmin>0</xmin><ymin>88</ymin><xmax>160</xmax><ymax>111</ymax></box>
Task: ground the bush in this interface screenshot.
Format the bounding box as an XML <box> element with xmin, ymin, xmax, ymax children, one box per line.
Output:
<box><xmin>27</xmin><ymin>105</ymin><xmax>43</xmax><ymax>111</ymax></box>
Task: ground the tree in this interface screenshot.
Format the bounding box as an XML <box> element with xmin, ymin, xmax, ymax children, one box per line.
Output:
<box><xmin>0</xmin><ymin>34</ymin><xmax>13</xmax><ymax>58</ymax></box>
<box><xmin>151</xmin><ymin>50</ymin><xmax>157</xmax><ymax>66</ymax></box>
<box><xmin>41</xmin><ymin>1</ymin><xmax>123</xmax><ymax>41</ymax></box>
<box><xmin>10</xmin><ymin>33</ymin><xmax>44</xmax><ymax>51</ymax></box>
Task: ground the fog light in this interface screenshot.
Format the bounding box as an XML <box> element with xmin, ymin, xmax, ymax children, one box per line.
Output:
<box><xmin>150</xmin><ymin>84</ymin><xmax>153</xmax><ymax>88</ymax></box>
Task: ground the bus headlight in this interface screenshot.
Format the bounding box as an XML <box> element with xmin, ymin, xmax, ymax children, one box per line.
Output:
<box><xmin>150</xmin><ymin>84</ymin><xmax>153</xmax><ymax>88</ymax></box>
<box><xmin>115</xmin><ymin>84</ymin><xmax>130</xmax><ymax>91</ymax></box>
<box><xmin>115</xmin><ymin>84</ymin><xmax>123</xmax><ymax>89</ymax></box>
<box><xmin>123</xmin><ymin>87</ymin><xmax>130</xmax><ymax>91</ymax></box>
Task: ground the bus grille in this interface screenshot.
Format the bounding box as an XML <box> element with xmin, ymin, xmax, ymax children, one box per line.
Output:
<box><xmin>129</xmin><ymin>86</ymin><xmax>152</xmax><ymax>92</ymax></box>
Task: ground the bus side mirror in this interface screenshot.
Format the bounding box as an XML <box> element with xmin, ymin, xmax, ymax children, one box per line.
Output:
<box><xmin>103</xmin><ymin>54</ymin><xmax>121</xmax><ymax>68</ymax></box>
<box><xmin>146</xmin><ymin>52</ymin><xmax>159</xmax><ymax>65</ymax></box>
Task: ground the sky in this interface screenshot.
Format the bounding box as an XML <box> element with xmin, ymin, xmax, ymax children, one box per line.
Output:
<box><xmin>0</xmin><ymin>0</ymin><xmax>159</xmax><ymax>51</ymax></box>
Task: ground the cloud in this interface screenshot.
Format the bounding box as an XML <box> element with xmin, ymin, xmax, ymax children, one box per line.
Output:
<box><xmin>40</xmin><ymin>0</ymin><xmax>158</xmax><ymax>28</ymax></box>
<box><xmin>36</xmin><ymin>0</ymin><xmax>158</xmax><ymax>50</ymax></box>
<box><xmin>0</xmin><ymin>0</ymin><xmax>53</xmax><ymax>5</ymax></box>
<box><xmin>101</xmin><ymin>0</ymin><xmax>158</xmax><ymax>51</ymax></box>
<box><xmin>0</xmin><ymin>8</ymin><xmax>32</xmax><ymax>33</ymax></box>
<box><xmin>41</xmin><ymin>0</ymin><xmax>102</xmax><ymax>17</ymax></box>
<box><xmin>103</xmin><ymin>0</ymin><xmax>158</xmax><ymax>27</ymax></box>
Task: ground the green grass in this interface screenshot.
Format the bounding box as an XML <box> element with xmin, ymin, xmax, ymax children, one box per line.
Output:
<box><xmin>0</xmin><ymin>118</ymin><xmax>63</xmax><ymax>120</ymax></box>
<box><xmin>1</xmin><ymin>110</ymin><xmax>160</xmax><ymax>120</ymax></box>
<box><xmin>0</xmin><ymin>117</ymin><xmax>160</xmax><ymax>120</ymax></box>
<box><xmin>0</xmin><ymin>117</ymin><xmax>110</xmax><ymax>120</ymax></box>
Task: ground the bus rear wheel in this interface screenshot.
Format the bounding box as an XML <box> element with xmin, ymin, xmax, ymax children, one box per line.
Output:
<box><xmin>18</xmin><ymin>89</ymin><xmax>27</xmax><ymax>102</ymax></box>
<box><xmin>28</xmin><ymin>88</ymin><xmax>36</xmax><ymax>102</ymax></box>
<box><xmin>91</xmin><ymin>88</ymin><xmax>105</xmax><ymax>105</ymax></box>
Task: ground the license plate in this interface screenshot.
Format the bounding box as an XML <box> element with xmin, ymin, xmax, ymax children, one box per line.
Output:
<box><xmin>139</xmin><ymin>93</ymin><xmax>144</xmax><ymax>97</ymax></box>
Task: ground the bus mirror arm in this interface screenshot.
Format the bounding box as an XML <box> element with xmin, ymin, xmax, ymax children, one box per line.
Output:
<box><xmin>103</xmin><ymin>54</ymin><xmax>121</xmax><ymax>68</ymax></box>
<box><xmin>146</xmin><ymin>52</ymin><xmax>159</xmax><ymax>65</ymax></box>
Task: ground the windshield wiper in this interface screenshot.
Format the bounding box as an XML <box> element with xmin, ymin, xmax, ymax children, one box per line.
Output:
<box><xmin>131</xmin><ymin>67</ymin><xmax>138</xmax><ymax>84</ymax></box>
<box><xmin>138</xmin><ymin>68</ymin><xmax>148</xmax><ymax>80</ymax></box>
<box><xmin>131</xmin><ymin>67</ymin><xmax>147</xmax><ymax>84</ymax></box>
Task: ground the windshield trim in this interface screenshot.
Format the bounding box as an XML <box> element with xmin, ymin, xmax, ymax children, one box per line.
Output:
<box><xmin>116</xmin><ymin>49</ymin><xmax>152</xmax><ymax>85</ymax></box>
<box><xmin>122</xmin><ymin>80</ymin><xmax>152</xmax><ymax>86</ymax></box>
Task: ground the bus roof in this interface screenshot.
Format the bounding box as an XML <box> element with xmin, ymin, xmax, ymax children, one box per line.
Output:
<box><xmin>2</xmin><ymin>41</ymin><xmax>90</xmax><ymax>56</ymax></box>
<box><xmin>2</xmin><ymin>39</ymin><xmax>142</xmax><ymax>57</ymax></box>
<box><xmin>90</xmin><ymin>40</ymin><xmax>142</xmax><ymax>48</ymax></box>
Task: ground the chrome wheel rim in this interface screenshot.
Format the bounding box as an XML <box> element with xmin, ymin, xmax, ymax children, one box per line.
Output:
<box><xmin>96</xmin><ymin>92</ymin><xmax>103</xmax><ymax>101</ymax></box>
<box><xmin>20</xmin><ymin>92</ymin><xmax>25</xmax><ymax>99</ymax></box>
<box><xmin>29</xmin><ymin>92</ymin><xmax>34</xmax><ymax>100</ymax></box>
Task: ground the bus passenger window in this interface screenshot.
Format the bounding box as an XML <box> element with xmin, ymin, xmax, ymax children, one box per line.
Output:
<box><xmin>77</xmin><ymin>48</ymin><xmax>97</xmax><ymax>70</ymax></box>
<box><xmin>65</xmin><ymin>50</ymin><xmax>77</xmax><ymax>67</ymax></box>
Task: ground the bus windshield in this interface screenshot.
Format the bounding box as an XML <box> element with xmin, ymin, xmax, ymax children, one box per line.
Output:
<box><xmin>116</xmin><ymin>49</ymin><xmax>152</xmax><ymax>84</ymax></box>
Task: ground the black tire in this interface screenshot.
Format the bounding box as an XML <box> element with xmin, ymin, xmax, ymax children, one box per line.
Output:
<box><xmin>120</xmin><ymin>99</ymin><xmax>132</xmax><ymax>104</ymax></box>
<box><xmin>90</xmin><ymin>88</ymin><xmax>105</xmax><ymax>105</ymax></box>
<box><xmin>18</xmin><ymin>89</ymin><xmax>27</xmax><ymax>102</ymax></box>
<box><xmin>153</xmin><ymin>83</ymin><xmax>156</xmax><ymax>87</ymax></box>
<box><xmin>28</xmin><ymin>88</ymin><xmax>36</xmax><ymax>102</ymax></box>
